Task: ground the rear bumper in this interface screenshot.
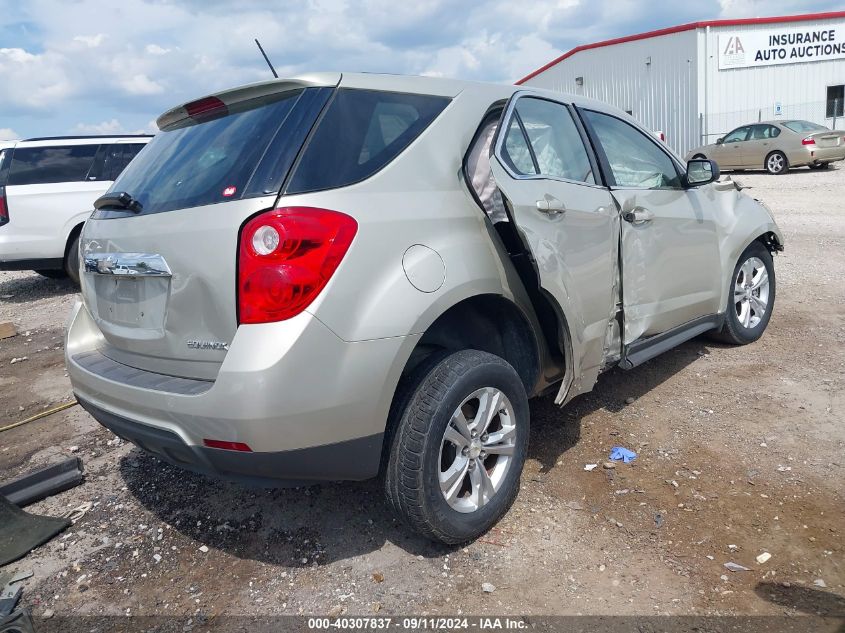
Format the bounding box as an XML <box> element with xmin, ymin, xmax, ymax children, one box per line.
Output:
<box><xmin>787</xmin><ymin>146</ymin><xmax>845</xmax><ymax>166</ymax></box>
<box><xmin>66</xmin><ymin>300</ymin><xmax>418</xmax><ymax>484</ymax></box>
<box><xmin>76</xmin><ymin>396</ymin><xmax>382</xmax><ymax>486</ymax></box>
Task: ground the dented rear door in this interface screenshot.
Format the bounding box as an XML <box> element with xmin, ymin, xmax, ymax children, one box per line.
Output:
<box><xmin>490</xmin><ymin>92</ymin><xmax>619</xmax><ymax>403</ymax></box>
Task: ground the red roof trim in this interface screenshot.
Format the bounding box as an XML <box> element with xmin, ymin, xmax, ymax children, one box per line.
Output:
<box><xmin>516</xmin><ymin>10</ymin><xmax>845</xmax><ymax>84</ymax></box>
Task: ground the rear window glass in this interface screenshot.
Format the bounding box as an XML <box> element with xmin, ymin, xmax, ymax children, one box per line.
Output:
<box><xmin>286</xmin><ymin>89</ymin><xmax>450</xmax><ymax>194</ymax></box>
<box><xmin>783</xmin><ymin>120</ymin><xmax>828</xmax><ymax>133</ymax></box>
<box><xmin>100</xmin><ymin>87</ymin><xmax>331</xmax><ymax>216</ymax></box>
<box><xmin>7</xmin><ymin>145</ymin><xmax>99</xmax><ymax>185</ymax></box>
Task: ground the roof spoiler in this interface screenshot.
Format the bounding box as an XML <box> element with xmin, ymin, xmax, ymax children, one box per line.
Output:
<box><xmin>155</xmin><ymin>73</ymin><xmax>342</xmax><ymax>131</ymax></box>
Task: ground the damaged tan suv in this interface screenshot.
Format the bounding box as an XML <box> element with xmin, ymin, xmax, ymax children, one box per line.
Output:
<box><xmin>66</xmin><ymin>73</ymin><xmax>783</xmax><ymax>544</ymax></box>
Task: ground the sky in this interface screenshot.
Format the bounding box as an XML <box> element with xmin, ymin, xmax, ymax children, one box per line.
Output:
<box><xmin>1</xmin><ymin>0</ymin><xmax>843</xmax><ymax>140</ymax></box>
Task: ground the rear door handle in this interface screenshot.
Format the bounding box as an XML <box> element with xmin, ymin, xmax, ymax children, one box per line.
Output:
<box><xmin>536</xmin><ymin>195</ymin><xmax>566</xmax><ymax>216</ymax></box>
<box><xmin>623</xmin><ymin>208</ymin><xmax>654</xmax><ymax>225</ymax></box>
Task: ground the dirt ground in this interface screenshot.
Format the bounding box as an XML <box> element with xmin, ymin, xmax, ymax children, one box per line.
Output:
<box><xmin>0</xmin><ymin>165</ymin><xmax>843</xmax><ymax>624</ymax></box>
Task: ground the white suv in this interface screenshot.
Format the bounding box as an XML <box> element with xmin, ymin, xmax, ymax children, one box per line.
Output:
<box><xmin>0</xmin><ymin>135</ymin><xmax>151</xmax><ymax>284</ymax></box>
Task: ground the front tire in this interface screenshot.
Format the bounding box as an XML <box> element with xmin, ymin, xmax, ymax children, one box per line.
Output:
<box><xmin>711</xmin><ymin>241</ymin><xmax>776</xmax><ymax>345</ymax></box>
<box><xmin>384</xmin><ymin>349</ymin><xmax>529</xmax><ymax>544</ymax></box>
<box><xmin>765</xmin><ymin>151</ymin><xmax>788</xmax><ymax>175</ymax></box>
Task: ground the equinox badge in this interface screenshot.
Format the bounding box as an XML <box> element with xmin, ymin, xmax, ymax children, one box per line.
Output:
<box><xmin>187</xmin><ymin>340</ymin><xmax>229</xmax><ymax>351</ymax></box>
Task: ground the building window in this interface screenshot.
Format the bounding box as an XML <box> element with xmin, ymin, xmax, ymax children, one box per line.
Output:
<box><xmin>827</xmin><ymin>85</ymin><xmax>844</xmax><ymax>118</ymax></box>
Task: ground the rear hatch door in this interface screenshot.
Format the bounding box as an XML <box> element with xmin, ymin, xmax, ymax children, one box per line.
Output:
<box><xmin>79</xmin><ymin>76</ymin><xmax>338</xmax><ymax>380</ymax></box>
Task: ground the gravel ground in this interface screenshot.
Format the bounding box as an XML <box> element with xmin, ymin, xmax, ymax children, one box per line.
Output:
<box><xmin>0</xmin><ymin>165</ymin><xmax>842</xmax><ymax>625</ymax></box>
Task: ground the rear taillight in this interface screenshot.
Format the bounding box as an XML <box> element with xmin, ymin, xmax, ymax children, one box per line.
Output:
<box><xmin>0</xmin><ymin>187</ymin><xmax>8</xmax><ymax>227</ymax></box>
<box><xmin>238</xmin><ymin>207</ymin><xmax>357</xmax><ymax>324</ymax></box>
<box><xmin>801</xmin><ymin>136</ymin><xmax>816</xmax><ymax>146</ymax></box>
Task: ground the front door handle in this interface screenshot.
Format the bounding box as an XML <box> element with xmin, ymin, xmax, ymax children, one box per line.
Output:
<box><xmin>536</xmin><ymin>195</ymin><xmax>566</xmax><ymax>216</ymax></box>
<box><xmin>623</xmin><ymin>208</ymin><xmax>654</xmax><ymax>225</ymax></box>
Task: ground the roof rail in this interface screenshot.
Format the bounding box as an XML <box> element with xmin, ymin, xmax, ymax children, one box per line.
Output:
<box><xmin>21</xmin><ymin>134</ymin><xmax>154</xmax><ymax>142</ymax></box>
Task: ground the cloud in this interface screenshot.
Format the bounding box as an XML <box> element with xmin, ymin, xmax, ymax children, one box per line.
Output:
<box><xmin>72</xmin><ymin>119</ymin><xmax>126</xmax><ymax>135</ymax></box>
<box><xmin>145</xmin><ymin>44</ymin><xmax>170</xmax><ymax>55</ymax></box>
<box><xmin>716</xmin><ymin>0</ymin><xmax>840</xmax><ymax>17</ymax></box>
<box><xmin>73</xmin><ymin>33</ymin><xmax>106</xmax><ymax>47</ymax></box>
<box><xmin>72</xmin><ymin>119</ymin><xmax>157</xmax><ymax>135</ymax></box>
<box><xmin>1</xmin><ymin>0</ymin><xmax>843</xmax><ymax>138</ymax></box>
<box><xmin>0</xmin><ymin>46</ymin><xmax>73</xmax><ymax>110</ymax></box>
<box><xmin>0</xmin><ymin>128</ymin><xmax>20</xmax><ymax>140</ymax></box>
<box><xmin>121</xmin><ymin>73</ymin><xmax>164</xmax><ymax>95</ymax></box>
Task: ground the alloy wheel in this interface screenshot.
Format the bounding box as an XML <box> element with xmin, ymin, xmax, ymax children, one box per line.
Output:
<box><xmin>438</xmin><ymin>387</ymin><xmax>516</xmax><ymax>513</ymax></box>
<box><xmin>734</xmin><ymin>256</ymin><xmax>770</xmax><ymax>329</ymax></box>
<box><xmin>767</xmin><ymin>153</ymin><xmax>785</xmax><ymax>174</ymax></box>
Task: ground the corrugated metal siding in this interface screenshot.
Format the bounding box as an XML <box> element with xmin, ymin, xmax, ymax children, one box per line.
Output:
<box><xmin>522</xmin><ymin>30</ymin><xmax>699</xmax><ymax>155</ymax></box>
<box><xmin>702</xmin><ymin>18</ymin><xmax>845</xmax><ymax>145</ymax></box>
<box><xmin>522</xmin><ymin>15</ymin><xmax>845</xmax><ymax>156</ymax></box>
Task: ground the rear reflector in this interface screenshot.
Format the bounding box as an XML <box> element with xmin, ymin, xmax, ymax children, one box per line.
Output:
<box><xmin>238</xmin><ymin>207</ymin><xmax>357</xmax><ymax>324</ymax></box>
<box><xmin>801</xmin><ymin>137</ymin><xmax>816</xmax><ymax>146</ymax></box>
<box><xmin>203</xmin><ymin>439</ymin><xmax>252</xmax><ymax>452</ymax></box>
<box><xmin>185</xmin><ymin>96</ymin><xmax>228</xmax><ymax>120</ymax></box>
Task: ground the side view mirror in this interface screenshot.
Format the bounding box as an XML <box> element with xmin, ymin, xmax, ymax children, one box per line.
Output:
<box><xmin>716</xmin><ymin>137</ymin><xmax>724</xmax><ymax>145</ymax></box>
<box><xmin>686</xmin><ymin>159</ymin><xmax>720</xmax><ymax>187</ymax></box>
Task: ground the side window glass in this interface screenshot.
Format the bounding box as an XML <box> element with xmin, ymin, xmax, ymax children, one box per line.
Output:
<box><xmin>513</xmin><ymin>98</ymin><xmax>594</xmax><ymax>183</ymax></box>
<box><xmin>104</xmin><ymin>144</ymin><xmax>146</xmax><ymax>181</ymax></box>
<box><xmin>583</xmin><ymin>110</ymin><xmax>682</xmax><ymax>189</ymax></box>
<box><xmin>751</xmin><ymin>125</ymin><xmax>773</xmax><ymax>140</ymax></box>
<box><xmin>8</xmin><ymin>145</ymin><xmax>100</xmax><ymax>185</ymax></box>
<box><xmin>502</xmin><ymin>117</ymin><xmax>537</xmax><ymax>175</ymax></box>
<box><xmin>769</xmin><ymin>125</ymin><xmax>781</xmax><ymax>138</ymax></box>
<box><xmin>86</xmin><ymin>145</ymin><xmax>108</xmax><ymax>181</ymax></box>
<box><xmin>723</xmin><ymin>127</ymin><xmax>750</xmax><ymax>143</ymax></box>
<box><xmin>286</xmin><ymin>89</ymin><xmax>450</xmax><ymax>194</ymax></box>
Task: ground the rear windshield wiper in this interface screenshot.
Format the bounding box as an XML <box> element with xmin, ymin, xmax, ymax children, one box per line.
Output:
<box><xmin>94</xmin><ymin>191</ymin><xmax>143</xmax><ymax>213</ymax></box>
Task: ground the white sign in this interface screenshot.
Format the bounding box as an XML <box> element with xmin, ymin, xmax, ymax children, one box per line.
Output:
<box><xmin>719</xmin><ymin>25</ymin><xmax>845</xmax><ymax>70</ymax></box>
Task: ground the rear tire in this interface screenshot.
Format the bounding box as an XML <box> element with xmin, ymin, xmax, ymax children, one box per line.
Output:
<box><xmin>765</xmin><ymin>151</ymin><xmax>788</xmax><ymax>175</ymax></box>
<box><xmin>711</xmin><ymin>241</ymin><xmax>775</xmax><ymax>345</ymax></box>
<box><xmin>384</xmin><ymin>349</ymin><xmax>529</xmax><ymax>544</ymax></box>
<box><xmin>64</xmin><ymin>233</ymin><xmax>81</xmax><ymax>286</ymax></box>
<box><xmin>809</xmin><ymin>163</ymin><xmax>830</xmax><ymax>170</ymax></box>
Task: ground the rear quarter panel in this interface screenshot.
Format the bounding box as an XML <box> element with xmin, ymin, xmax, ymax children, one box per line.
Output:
<box><xmin>280</xmin><ymin>81</ymin><xmax>563</xmax><ymax>394</ymax></box>
<box><xmin>285</xmin><ymin>82</ymin><xmax>522</xmax><ymax>342</ymax></box>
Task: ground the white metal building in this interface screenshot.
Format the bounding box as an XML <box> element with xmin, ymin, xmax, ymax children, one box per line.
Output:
<box><xmin>517</xmin><ymin>11</ymin><xmax>845</xmax><ymax>156</ymax></box>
